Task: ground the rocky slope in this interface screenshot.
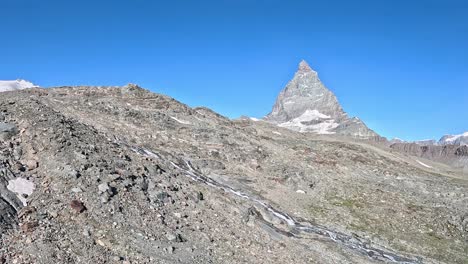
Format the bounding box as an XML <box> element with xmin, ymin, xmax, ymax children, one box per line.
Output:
<box><xmin>264</xmin><ymin>61</ymin><xmax>381</xmax><ymax>140</ymax></box>
<box><xmin>1</xmin><ymin>85</ymin><xmax>467</xmax><ymax>264</ymax></box>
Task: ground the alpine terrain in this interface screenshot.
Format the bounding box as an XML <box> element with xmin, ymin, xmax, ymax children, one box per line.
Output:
<box><xmin>0</xmin><ymin>80</ymin><xmax>467</xmax><ymax>263</ymax></box>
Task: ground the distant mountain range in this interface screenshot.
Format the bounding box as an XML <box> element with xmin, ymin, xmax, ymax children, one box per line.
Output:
<box><xmin>391</xmin><ymin>132</ymin><xmax>468</xmax><ymax>146</ymax></box>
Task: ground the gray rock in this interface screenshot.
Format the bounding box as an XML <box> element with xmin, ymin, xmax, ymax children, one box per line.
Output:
<box><xmin>0</xmin><ymin>123</ymin><xmax>18</xmax><ymax>141</ymax></box>
<box><xmin>165</xmin><ymin>233</ymin><xmax>177</xmax><ymax>241</ymax></box>
<box><xmin>100</xmin><ymin>193</ymin><xmax>110</xmax><ymax>203</ymax></box>
<box><xmin>71</xmin><ymin>187</ymin><xmax>83</xmax><ymax>193</ymax></box>
<box><xmin>98</xmin><ymin>183</ymin><xmax>110</xmax><ymax>194</ymax></box>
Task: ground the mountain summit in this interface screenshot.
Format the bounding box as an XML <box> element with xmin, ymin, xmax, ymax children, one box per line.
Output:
<box><xmin>298</xmin><ymin>59</ymin><xmax>314</xmax><ymax>73</ymax></box>
<box><xmin>264</xmin><ymin>60</ymin><xmax>380</xmax><ymax>139</ymax></box>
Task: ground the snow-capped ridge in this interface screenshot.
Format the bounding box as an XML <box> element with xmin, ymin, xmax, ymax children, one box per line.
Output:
<box><xmin>0</xmin><ymin>79</ymin><xmax>38</xmax><ymax>92</ymax></box>
<box><xmin>439</xmin><ymin>132</ymin><xmax>468</xmax><ymax>146</ymax></box>
<box><xmin>390</xmin><ymin>132</ymin><xmax>468</xmax><ymax>146</ymax></box>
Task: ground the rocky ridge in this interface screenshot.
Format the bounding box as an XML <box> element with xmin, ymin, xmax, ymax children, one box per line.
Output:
<box><xmin>391</xmin><ymin>132</ymin><xmax>468</xmax><ymax>147</ymax></box>
<box><xmin>389</xmin><ymin>133</ymin><xmax>468</xmax><ymax>169</ymax></box>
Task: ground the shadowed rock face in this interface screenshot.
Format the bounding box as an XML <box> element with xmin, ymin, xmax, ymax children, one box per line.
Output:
<box><xmin>264</xmin><ymin>61</ymin><xmax>381</xmax><ymax>139</ymax></box>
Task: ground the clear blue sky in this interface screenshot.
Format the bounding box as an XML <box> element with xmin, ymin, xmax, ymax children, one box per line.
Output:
<box><xmin>1</xmin><ymin>0</ymin><xmax>467</xmax><ymax>141</ymax></box>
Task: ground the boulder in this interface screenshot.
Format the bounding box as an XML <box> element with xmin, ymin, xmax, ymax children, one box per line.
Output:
<box><xmin>0</xmin><ymin>123</ymin><xmax>18</xmax><ymax>141</ymax></box>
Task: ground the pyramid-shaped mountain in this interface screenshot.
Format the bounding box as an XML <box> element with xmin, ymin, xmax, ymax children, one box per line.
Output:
<box><xmin>264</xmin><ymin>60</ymin><xmax>380</xmax><ymax>139</ymax></box>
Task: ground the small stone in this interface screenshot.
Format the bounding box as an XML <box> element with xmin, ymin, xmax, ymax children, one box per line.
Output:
<box><xmin>0</xmin><ymin>122</ymin><xmax>18</xmax><ymax>141</ymax></box>
<box><xmin>101</xmin><ymin>194</ymin><xmax>110</xmax><ymax>203</ymax></box>
<box><xmin>156</xmin><ymin>192</ymin><xmax>171</xmax><ymax>203</ymax></box>
<box><xmin>122</xmin><ymin>179</ymin><xmax>133</xmax><ymax>188</ymax></box>
<box><xmin>98</xmin><ymin>183</ymin><xmax>110</xmax><ymax>194</ymax></box>
<box><xmin>71</xmin><ymin>187</ymin><xmax>83</xmax><ymax>193</ymax></box>
<box><xmin>49</xmin><ymin>211</ymin><xmax>58</xmax><ymax>218</ymax></box>
<box><xmin>25</xmin><ymin>160</ymin><xmax>38</xmax><ymax>171</ymax></box>
<box><xmin>166</xmin><ymin>233</ymin><xmax>177</xmax><ymax>241</ymax></box>
<box><xmin>14</xmin><ymin>162</ymin><xmax>25</xmax><ymax>172</ymax></box>
<box><xmin>167</xmin><ymin>246</ymin><xmax>175</xmax><ymax>253</ymax></box>
<box><xmin>70</xmin><ymin>200</ymin><xmax>86</xmax><ymax>213</ymax></box>
<box><xmin>197</xmin><ymin>192</ymin><xmax>204</xmax><ymax>201</ymax></box>
<box><xmin>96</xmin><ymin>239</ymin><xmax>106</xmax><ymax>247</ymax></box>
<box><xmin>13</xmin><ymin>147</ymin><xmax>23</xmax><ymax>160</ymax></box>
<box><xmin>70</xmin><ymin>170</ymin><xmax>81</xmax><ymax>179</ymax></box>
<box><xmin>166</xmin><ymin>233</ymin><xmax>185</xmax><ymax>242</ymax></box>
<box><xmin>83</xmin><ymin>229</ymin><xmax>91</xmax><ymax>237</ymax></box>
<box><xmin>107</xmin><ymin>174</ymin><xmax>121</xmax><ymax>182</ymax></box>
<box><xmin>21</xmin><ymin>221</ymin><xmax>38</xmax><ymax>232</ymax></box>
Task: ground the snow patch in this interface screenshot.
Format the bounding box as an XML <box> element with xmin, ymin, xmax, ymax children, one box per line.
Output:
<box><xmin>416</xmin><ymin>160</ymin><xmax>432</xmax><ymax>169</ymax></box>
<box><xmin>7</xmin><ymin>178</ymin><xmax>35</xmax><ymax>206</ymax></box>
<box><xmin>0</xmin><ymin>80</ymin><xmax>37</xmax><ymax>92</ymax></box>
<box><xmin>278</xmin><ymin>109</ymin><xmax>338</xmax><ymax>134</ymax></box>
<box><xmin>296</xmin><ymin>109</ymin><xmax>331</xmax><ymax>120</ymax></box>
<box><xmin>272</xmin><ymin>131</ymin><xmax>282</xmax><ymax>135</ymax></box>
<box><xmin>250</xmin><ymin>117</ymin><xmax>260</xmax><ymax>122</ymax></box>
<box><xmin>170</xmin><ymin>116</ymin><xmax>191</xmax><ymax>125</ymax></box>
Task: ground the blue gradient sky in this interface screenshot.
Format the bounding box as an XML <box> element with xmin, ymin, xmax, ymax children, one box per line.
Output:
<box><xmin>1</xmin><ymin>0</ymin><xmax>467</xmax><ymax>141</ymax></box>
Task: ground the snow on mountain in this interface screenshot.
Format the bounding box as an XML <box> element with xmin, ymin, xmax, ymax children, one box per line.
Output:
<box><xmin>390</xmin><ymin>138</ymin><xmax>406</xmax><ymax>144</ymax></box>
<box><xmin>278</xmin><ymin>109</ymin><xmax>339</xmax><ymax>133</ymax></box>
<box><xmin>0</xmin><ymin>80</ymin><xmax>37</xmax><ymax>92</ymax></box>
<box><xmin>439</xmin><ymin>132</ymin><xmax>468</xmax><ymax>146</ymax></box>
<box><xmin>391</xmin><ymin>133</ymin><xmax>468</xmax><ymax>146</ymax></box>
<box><xmin>413</xmin><ymin>139</ymin><xmax>437</xmax><ymax>146</ymax></box>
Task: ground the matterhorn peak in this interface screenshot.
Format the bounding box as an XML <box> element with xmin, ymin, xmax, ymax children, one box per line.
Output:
<box><xmin>298</xmin><ymin>60</ymin><xmax>313</xmax><ymax>73</ymax></box>
<box><xmin>264</xmin><ymin>60</ymin><xmax>380</xmax><ymax>139</ymax></box>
